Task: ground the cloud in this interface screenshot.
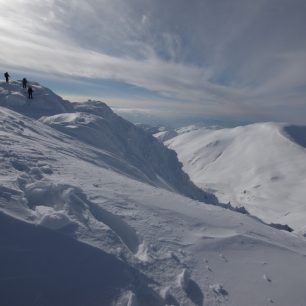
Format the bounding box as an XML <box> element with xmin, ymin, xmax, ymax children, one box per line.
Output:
<box><xmin>0</xmin><ymin>0</ymin><xmax>305</xmax><ymax>123</ymax></box>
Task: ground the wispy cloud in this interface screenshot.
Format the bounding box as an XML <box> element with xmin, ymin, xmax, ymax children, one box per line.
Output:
<box><xmin>0</xmin><ymin>0</ymin><xmax>305</xmax><ymax>123</ymax></box>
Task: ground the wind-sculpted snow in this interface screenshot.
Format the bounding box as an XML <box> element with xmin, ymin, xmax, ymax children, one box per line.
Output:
<box><xmin>0</xmin><ymin>80</ymin><xmax>73</xmax><ymax>118</ymax></box>
<box><xmin>166</xmin><ymin>122</ymin><xmax>306</xmax><ymax>232</ymax></box>
<box><xmin>1</xmin><ymin>80</ymin><xmax>215</xmax><ymax>203</ymax></box>
<box><xmin>2</xmin><ymin>85</ymin><xmax>306</xmax><ymax>305</ymax></box>
<box><xmin>41</xmin><ymin>100</ymin><xmax>217</xmax><ymax>203</ymax></box>
<box><xmin>0</xmin><ymin>212</ymin><xmax>162</xmax><ymax>306</ymax></box>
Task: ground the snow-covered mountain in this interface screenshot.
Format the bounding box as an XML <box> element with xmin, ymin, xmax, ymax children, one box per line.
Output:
<box><xmin>0</xmin><ymin>81</ymin><xmax>215</xmax><ymax>203</ymax></box>
<box><xmin>165</xmin><ymin>123</ymin><xmax>306</xmax><ymax>232</ymax></box>
<box><xmin>1</xmin><ymin>81</ymin><xmax>306</xmax><ymax>306</ymax></box>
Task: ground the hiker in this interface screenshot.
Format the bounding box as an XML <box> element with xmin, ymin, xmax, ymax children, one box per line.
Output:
<box><xmin>4</xmin><ymin>72</ymin><xmax>10</xmax><ymax>83</ymax></box>
<box><xmin>28</xmin><ymin>86</ymin><xmax>33</xmax><ymax>99</ymax></box>
<box><xmin>22</xmin><ymin>78</ymin><xmax>27</xmax><ymax>88</ymax></box>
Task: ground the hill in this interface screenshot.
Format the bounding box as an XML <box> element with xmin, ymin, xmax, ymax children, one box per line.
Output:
<box><xmin>165</xmin><ymin>123</ymin><xmax>306</xmax><ymax>232</ymax></box>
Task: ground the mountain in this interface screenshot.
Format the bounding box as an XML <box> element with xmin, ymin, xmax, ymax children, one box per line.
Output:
<box><xmin>1</xmin><ymin>81</ymin><xmax>306</xmax><ymax>305</ymax></box>
<box><xmin>0</xmin><ymin>80</ymin><xmax>215</xmax><ymax>203</ymax></box>
<box><xmin>165</xmin><ymin>123</ymin><xmax>306</xmax><ymax>232</ymax></box>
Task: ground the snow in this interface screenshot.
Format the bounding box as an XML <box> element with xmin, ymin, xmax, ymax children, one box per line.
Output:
<box><xmin>177</xmin><ymin>268</ymin><xmax>191</xmax><ymax>290</ymax></box>
<box><xmin>155</xmin><ymin>129</ymin><xmax>178</xmax><ymax>142</ymax></box>
<box><xmin>1</xmin><ymin>81</ymin><xmax>306</xmax><ymax>305</ymax></box>
<box><xmin>165</xmin><ymin>123</ymin><xmax>306</xmax><ymax>232</ymax></box>
<box><xmin>37</xmin><ymin>208</ymin><xmax>74</xmax><ymax>230</ymax></box>
<box><xmin>0</xmin><ymin>80</ymin><xmax>72</xmax><ymax>118</ymax></box>
<box><xmin>209</xmin><ymin>284</ymin><xmax>228</xmax><ymax>296</ymax></box>
<box><xmin>43</xmin><ymin>100</ymin><xmax>217</xmax><ymax>204</ymax></box>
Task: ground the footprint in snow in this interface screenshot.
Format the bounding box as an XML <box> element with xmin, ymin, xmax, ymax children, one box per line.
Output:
<box><xmin>11</xmin><ymin>159</ymin><xmax>53</xmax><ymax>177</ymax></box>
<box><xmin>11</xmin><ymin>159</ymin><xmax>30</xmax><ymax>172</ymax></box>
<box><xmin>29</xmin><ymin>167</ymin><xmax>44</xmax><ymax>180</ymax></box>
<box><xmin>38</xmin><ymin>164</ymin><xmax>53</xmax><ymax>175</ymax></box>
<box><xmin>177</xmin><ymin>269</ymin><xmax>204</xmax><ymax>306</ymax></box>
<box><xmin>219</xmin><ymin>253</ymin><xmax>228</xmax><ymax>262</ymax></box>
<box><xmin>209</xmin><ymin>283</ymin><xmax>228</xmax><ymax>296</ymax></box>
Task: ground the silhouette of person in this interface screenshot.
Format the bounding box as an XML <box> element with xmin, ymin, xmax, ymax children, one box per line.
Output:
<box><xmin>22</xmin><ymin>78</ymin><xmax>27</xmax><ymax>88</ymax></box>
<box><xmin>4</xmin><ymin>72</ymin><xmax>10</xmax><ymax>83</ymax></box>
<box><xmin>28</xmin><ymin>86</ymin><xmax>33</xmax><ymax>99</ymax></box>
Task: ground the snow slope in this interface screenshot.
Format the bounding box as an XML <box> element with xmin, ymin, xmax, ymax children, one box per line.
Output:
<box><xmin>1</xmin><ymin>82</ymin><xmax>306</xmax><ymax>305</ymax></box>
<box><xmin>165</xmin><ymin>123</ymin><xmax>306</xmax><ymax>232</ymax></box>
<box><xmin>0</xmin><ymin>80</ymin><xmax>72</xmax><ymax>118</ymax></box>
<box><xmin>0</xmin><ymin>81</ymin><xmax>215</xmax><ymax>203</ymax></box>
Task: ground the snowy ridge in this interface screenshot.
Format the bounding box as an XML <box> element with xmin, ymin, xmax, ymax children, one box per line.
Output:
<box><xmin>165</xmin><ymin>122</ymin><xmax>306</xmax><ymax>232</ymax></box>
<box><xmin>1</xmin><ymin>82</ymin><xmax>306</xmax><ymax>305</ymax></box>
<box><xmin>0</xmin><ymin>81</ymin><xmax>216</xmax><ymax>203</ymax></box>
<box><xmin>0</xmin><ymin>80</ymin><xmax>72</xmax><ymax>118</ymax></box>
<box><xmin>45</xmin><ymin>101</ymin><xmax>216</xmax><ymax>203</ymax></box>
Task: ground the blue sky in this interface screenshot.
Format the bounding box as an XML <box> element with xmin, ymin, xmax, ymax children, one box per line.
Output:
<box><xmin>0</xmin><ymin>0</ymin><xmax>306</xmax><ymax>126</ymax></box>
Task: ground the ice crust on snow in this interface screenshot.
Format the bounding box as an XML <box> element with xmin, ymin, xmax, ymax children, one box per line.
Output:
<box><xmin>1</xmin><ymin>81</ymin><xmax>306</xmax><ymax>305</ymax></box>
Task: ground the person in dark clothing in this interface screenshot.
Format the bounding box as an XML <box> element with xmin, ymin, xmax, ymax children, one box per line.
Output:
<box><xmin>28</xmin><ymin>86</ymin><xmax>33</xmax><ymax>99</ymax></box>
<box><xmin>22</xmin><ymin>78</ymin><xmax>27</xmax><ymax>88</ymax></box>
<box><xmin>4</xmin><ymin>72</ymin><xmax>10</xmax><ymax>83</ymax></box>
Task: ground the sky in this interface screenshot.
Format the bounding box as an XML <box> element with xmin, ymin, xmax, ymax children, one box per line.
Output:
<box><xmin>0</xmin><ymin>0</ymin><xmax>306</xmax><ymax>126</ymax></box>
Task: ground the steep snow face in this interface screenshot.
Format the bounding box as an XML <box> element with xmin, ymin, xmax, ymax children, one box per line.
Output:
<box><xmin>40</xmin><ymin>100</ymin><xmax>216</xmax><ymax>203</ymax></box>
<box><xmin>0</xmin><ymin>81</ymin><xmax>214</xmax><ymax>202</ymax></box>
<box><xmin>1</xmin><ymin>107</ymin><xmax>306</xmax><ymax>306</ymax></box>
<box><xmin>0</xmin><ymin>80</ymin><xmax>72</xmax><ymax>118</ymax></box>
<box><xmin>166</xmin><ymin>123</ymin><xmax>306</xmax><ymax>231</ymax></box>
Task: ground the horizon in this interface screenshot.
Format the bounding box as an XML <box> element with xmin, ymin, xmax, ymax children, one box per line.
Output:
<box><xmin>1</xmin><ymin>0</ymin><xmax>306</xmax><ymax>126</ymax></box>
<box><xmin>0</xmin><ymin>78</ymin><xmax>280</xmax><ymax>128</ymax></box>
